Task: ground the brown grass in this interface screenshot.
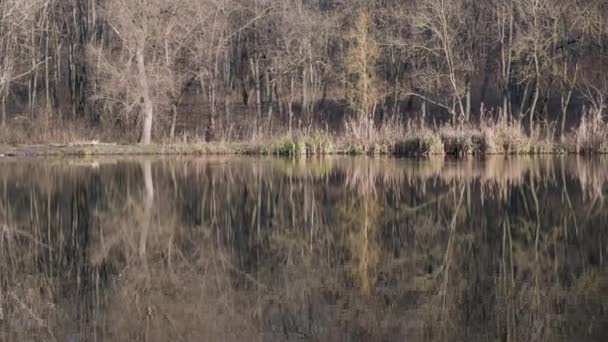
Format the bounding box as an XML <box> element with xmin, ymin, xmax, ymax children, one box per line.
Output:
<box><xmin>571</xmin><ymin>109</ymin><xmax>608</xmax><ymax>154</ymax></box>
<box><xmin>0</xmin><ymin>115</ymin><xmax>131</xmax><ymax>145</ymax></box>
<box><xmin>1</xmin><ymin>111</ymin><xmax>607</xmax><ymax>157</ymax></box>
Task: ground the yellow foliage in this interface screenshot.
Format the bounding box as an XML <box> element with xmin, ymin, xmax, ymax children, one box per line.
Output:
<box><xmin>346</xmin><ymin>11</ymin><xmax>380</xmax><ymax>123</ymax></box>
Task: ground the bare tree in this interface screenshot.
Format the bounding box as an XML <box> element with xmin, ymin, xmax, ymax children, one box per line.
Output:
<box><xmin>0</xmin><ymin>0</ymin><xmax>47</xmax><ymax>126</ymax></box>
<box><xmin>411</xmin><ymin>0</ymin><xmax>470</xmax><ymax>124</ymax></box>
<box><xmin>96</xmin><ymin>0</ymin><xmax>200</xmax><ymax>143</ymax></box>
<box><xmin>1</xmin><ymin>0</ymin><xmax>608</xmax><ymax>144</ymax></box>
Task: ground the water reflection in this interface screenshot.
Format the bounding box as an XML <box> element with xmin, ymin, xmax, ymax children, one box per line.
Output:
<box><xmin>0</xmin><ymin>156</ymin><xmax>606</xmax><ymax>341</ymax></box>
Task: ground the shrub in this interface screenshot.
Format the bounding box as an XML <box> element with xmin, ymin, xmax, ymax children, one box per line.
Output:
<box><xmin>394</xmin><ymin>125</ymin><xmax>444</xmax><ymax>156</ymax></box>
<box><xmin>482</xmin><ymin>118</ymin><xmax>531</xmax><ymax>154</ymax></box>
<box><xmin>270</xmin><ymin>130</ymin><xmax>334</xmax><ymax>156</ymax></box>
<box><xmin>572</xmin><ymin>110</ymin><xmax>608</xmax><ymax>154</ymax></box>
<box><xmin>439</xmin><ymin>125</ymin><xmax>484</xmax><ymax>156</ymax></box>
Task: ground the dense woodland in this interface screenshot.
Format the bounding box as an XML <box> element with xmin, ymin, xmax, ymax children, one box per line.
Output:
<box><xmin>1</xmin><ymin>0</ymin><xmax>608</xmax><ymax>144</ymax></box>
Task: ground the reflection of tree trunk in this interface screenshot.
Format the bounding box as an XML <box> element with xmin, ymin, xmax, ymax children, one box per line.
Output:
<box><xmin>501</xmin><ymin>216</ymin><xmax>516</xmax><ymax>342</ymax></box>
<box><xmin>441</xmin><ymin>185</ymin><xmax>465</xmax><ymax>323</ymax></box>
<box><xmin>560</xmin><ymin>157</ymin><xmax>578</xmax><ymax>237</ymax></box>
<box><xmin>529</xmin><ymin>176</ymin><xmax>540</xmax><ymax>256</ymax></box>
<box><xmin>139</xmin><ymin>160</ymin><xmax>154</xmax><ymax>259</ymax></box>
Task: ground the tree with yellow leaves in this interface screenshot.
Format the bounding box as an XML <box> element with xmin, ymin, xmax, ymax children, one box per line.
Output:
<box><xmin>346</xmin><ymin>10</ymin><xmax>380</xmax><ymax>139</ymax></box>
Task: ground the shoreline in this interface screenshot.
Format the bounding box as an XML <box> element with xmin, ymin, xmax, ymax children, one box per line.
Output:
<box><xmin>0</xmin><ymin>141</ymin><xmax>606</xmax><ymax>158</ymax></box>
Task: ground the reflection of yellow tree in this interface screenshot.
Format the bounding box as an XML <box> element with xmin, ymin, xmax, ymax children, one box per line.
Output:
<box><xmin>339</xmin><ymin>193</ymin><xmax>382</xmax><ymax>295</ymax></box>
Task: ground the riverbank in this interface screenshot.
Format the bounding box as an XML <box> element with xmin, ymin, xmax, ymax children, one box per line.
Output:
<box><xmin>0</xmin><ymin>134</ymin><xmax>605</xmax><ymax>157</ymax></box>
<box><xmin>1</xmin><ymin>116</ymin><xmax>607</xmax><ymax>157</ymax></box>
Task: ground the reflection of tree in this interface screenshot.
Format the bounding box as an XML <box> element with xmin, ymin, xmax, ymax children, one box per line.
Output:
<box><xmin>139</xmin><ymin>160</ymin><xmax>154</xmax><ymax>261</ymax></box>
<box><xmin>338</xmin><ymin>193</ymin><xmax>382</xmax><ymax>295</ymax></box>
<box><xmin>0</xmin><ymin>157</ymin><xmax>606</xmax><ymax>341</ymax></box>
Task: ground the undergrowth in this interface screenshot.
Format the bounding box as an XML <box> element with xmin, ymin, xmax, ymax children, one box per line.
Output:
<box><xmin>2</xmin><ymin>110</ymin><xmax>607</xmax><ymax>157</ymax></box>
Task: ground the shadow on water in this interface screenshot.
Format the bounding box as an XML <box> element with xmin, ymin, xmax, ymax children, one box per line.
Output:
<box><xmin>0</xmin><ymin>156</ymin><xmax>607</xmax><ymax>341</ymax></box>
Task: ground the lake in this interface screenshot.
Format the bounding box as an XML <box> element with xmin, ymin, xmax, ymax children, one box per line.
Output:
<box><xmin>0</xmin><ymin>156</ymin><xmax>606</xmax><ymax>341</ymax></box>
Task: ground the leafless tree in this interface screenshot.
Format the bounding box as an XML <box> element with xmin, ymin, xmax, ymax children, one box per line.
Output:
<box><xmin>0</xmin><ymin>0</ymin><xmax>606</xmax><ymax>143</ymax></box>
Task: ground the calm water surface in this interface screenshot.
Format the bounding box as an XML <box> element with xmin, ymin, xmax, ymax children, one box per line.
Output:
<box><xmin>0</xmin><ymin>156</ymin><xmax>606</xmax><ymax>341</ymax></box>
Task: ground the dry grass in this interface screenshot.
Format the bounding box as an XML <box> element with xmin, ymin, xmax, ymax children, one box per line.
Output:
<box><xmin>571</xmin><ymin>109</ymin><xmax>608</xmax><ymax>154</ymax></box>
<box><xmin>438</xmin><ymin>116</ymin><xmax>559</xmax><ymax>155</ymax></box>
<box><xmin>482</xmin><ymin>118</ymin><xmax>530</xmax><ymax>154</ymax></box>
<box><xmin>394</xmin><ymin>122</ymin><xmax>445</xmax><ymax>156</ymax></box>
<box><xmin>439</xmin><ymin>124</ymin><xmax>485</xmax><ymax>155</ymax></box>
<box><xmin>0</xmin><ymin>115</ymin><xmax>133</xmax><ymax>145</ymax></box>
<box><xmin>1</xmin><ymin>110</ymin><xmax>608</xmax><ymax>157</ymax></box>
<box><xmin>340</xmin><ymin>115</ymin><xmax>562</xmax><ymax>157</ymax></box>
<box><xmin>341</xmin><ymin>116</ymin><xmax>444</xmax><ymax>156</ymax></box>
<box><xmin>266</xmin><ymin>130</ymin><xmax>334</xmax><ymax>156</ymax></box>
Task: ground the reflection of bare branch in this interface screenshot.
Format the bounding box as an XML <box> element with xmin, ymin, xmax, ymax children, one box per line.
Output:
<box><xmin>8</xmin><ymin>292</ymin><xmax>57</xmax><ymax>342</ymax></box>
<box><xmin>440</xmin><ymin>184</ymin><xmax>465</xmax><ymax>324</ymax></box>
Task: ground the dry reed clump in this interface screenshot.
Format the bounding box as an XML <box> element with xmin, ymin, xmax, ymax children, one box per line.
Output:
<box><xmin>571</xmin><ymin>110</ymin><xmax>608</xmax><ymax>154</ymax></box>
<box><xmin>439</xmin><ymin>125</ymin><xmax>485</xmax><ymax>156</ymax></box>
<box><xmin>342</xmin><ymin>116</ymin><xmax>396</xmax><ymax>154</ymax></box>
<box><xmin>342</xmin><ymin>117</ymin><xmax>444</xmax><ymax>156</ymax></box>
<box><xmin>269</xmin><ymin>130</ymin><xmax>334</xmax><ymax>156</ymax></box>
<box><xmin>481</xmin><ymin>117</ymin><xmax>532</xmax><ymax>154</ymax></box>
<box><xmin>394</xmin><ymin>122</ymin><xmax>444</xmax><ymax>157</ymax></box>
<box><xmin>527</xmin><ymin>127</ymin><xmax>559</xmax><ymax>153</ymax></box>
<box><xmin>0</xmin><ymin>115</ymin><xmax>131</xmax><ymax>145</ymax></box>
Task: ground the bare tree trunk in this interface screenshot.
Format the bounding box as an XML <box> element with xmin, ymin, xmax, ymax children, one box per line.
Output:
<box><xmin>560</xmin><ymin>64</ymin><xmax>578</xmax><ymax>141</ymax></box>
<box><xmin>170</xmin><ymin>103</ymin><xmax>178</xmax><ymax>142</ymax></box>
<box><xmin>451</xmin><ymin>94</ymin><xmax>457</xmax><ymax>125</ymax></box>
<box><xmin>29</xmin><ymin>25</ymin><xmax>37</xmax><ymax>117</ymax></box>
<box><xmin>55</xmin><ymin>41</ymin><xmax>62</xmax><ymax>120</ymax></box>
<box><xmin>275</xmin><ymin>75</ymin><xmax>283</xmax><ymax>118</ymax></box>
<box><xmin>224</xmin><ymin>51</ymin><xmax>231</xmax><ymax>133</ymax></box>
<box><xmin>265</xmin><ymin>68</ymin><xmax>273</xmax><ymax>131</ymax></box>
<box><xmin>302</xmin><ymin>66</ymin><xmax>308</xmax><ymax>116</ymax></box>
<box><xmin>498</xmin><ymin>1</ymin><xmax>514</xmax><ymax>120</ymax></box>
<box><xmin>206</xmin><ymin>78</ymin><xmax>216</xmax><ymax>141</ymax></box>
<box><xmin>28</xmin><ymin>77</ymin><xmax>32</xmax><ymax>117</ymax></box>
<box><xmin>288</xmin><ymin>75</ymin><xmax>294</xmax><ymax>136</ymax></box>
<box><xmin>518</xmin><ymin>80</ymin><xmax>531</xmax><ymax>120</ymax></box>
<box><xmin>421</xmin><ymin>100</ymin><xmax>427</xmax><ymax>123</ymax></box>
<box><xmin>137</xmin><ymin>38</ymin><xmax>153</xmax><ymax>144</ymax></box>
<box><xmin>45</xmin><ymin>38</ymin><xmax>51</xmax><ymax>116</ymax></box>
<box><xmin>529</xmin><ymin>2</ymin><xmax>541</xmax><ymax>132</ymax></box>
<box><xmin>529</xmin><ymin>78</ymin><xmax>540</xmax><ymax>132</ymax></box>
<box><xmin>32</xmin><ymin>66</ymin><xmax>38</xmax><ymax>116</ymax></box>
<box><xmin>465</xmin><ymin>77</ymin><xmax>471</xmax><ymax>122</ymax></box>
<box><xmin>1</xmin><ymin>86</ymin><xmax>6</xmax><ymax>127</ymax></box>
<box><xmin>250</xmin><ymin>57</ymin><xmax>261</xmax><ymax>134</ymax></box>
<box><xmin>559</xmin><ymin>21</ymin><xmax>581</xmax><ymax>140</ymax></box>
<box><xmin>393</xmin><ymin>76</ymin><xmax>400</xmax><ymax>118</ymax></box>
<box><xmin>69</xmin><ymin>43</ymin><xmax>75</xmax><ymax>118</ymax></box>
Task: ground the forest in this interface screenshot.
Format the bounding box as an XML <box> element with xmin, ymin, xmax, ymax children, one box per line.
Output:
<box><xmin>1</xmin><ymin>0</ymin><xmax>608</xmax><ymax>154</ymax></box>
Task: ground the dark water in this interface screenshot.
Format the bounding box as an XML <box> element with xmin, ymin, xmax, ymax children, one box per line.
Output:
<box><xmin>0</xmin><ymin>156</ymin><xmax>606</xmax><ymax>342</ymax></box>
